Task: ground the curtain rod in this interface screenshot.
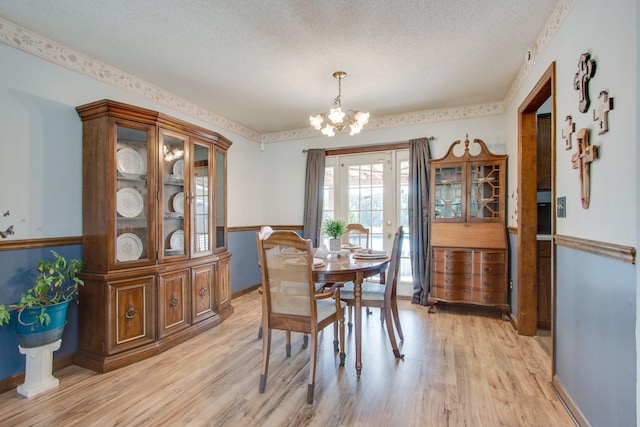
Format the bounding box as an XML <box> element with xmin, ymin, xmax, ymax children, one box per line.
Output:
<box><xmin>302</xmin><ymin>136</ymin><xmax>434</xmax><ymax>153</ymax></box>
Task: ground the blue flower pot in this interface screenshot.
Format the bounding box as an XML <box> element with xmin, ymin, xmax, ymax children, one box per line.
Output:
<box><xmin>9</xmin><ymin>299</ymin><xmax>71</xmax><ymax>348</ymax></box>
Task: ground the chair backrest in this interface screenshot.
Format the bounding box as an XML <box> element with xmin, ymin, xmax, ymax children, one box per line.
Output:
<box><xmin>384</xmin><ymin>226</ymin><xmax>404</xmax><ymax>301</ymax></box>
<box><xmin>343</xmin><ymin>223</ymin><xmax>370</xmax><ymax>248</ymax></box>
<box><xmin>256</xmin><ymin>230</ymin><xmax>318</xmax><ymax>320</ymax></box>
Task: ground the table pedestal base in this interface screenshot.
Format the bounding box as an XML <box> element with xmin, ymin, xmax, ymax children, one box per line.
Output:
<box><xmin>17</xmin><ymin>339</ymin><xmax>62</xmax><ymax>398</ymax></box>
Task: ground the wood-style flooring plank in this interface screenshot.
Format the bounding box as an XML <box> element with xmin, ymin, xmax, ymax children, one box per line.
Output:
<box><xmin>0</xmin><ymin>291</ymin><xmax>575</xmax><ymax>426</ymax></box>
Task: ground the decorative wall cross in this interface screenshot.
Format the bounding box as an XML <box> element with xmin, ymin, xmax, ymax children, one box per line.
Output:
<box><xmin>562</xmin><ymin>115</ymin><xmax>575</xmax><ymax>150</ymax></box>
<box><xmin>573</xmin><ymin>53</ymin><xmax>596</xmax><ymax>113</ymax></box>
<box><xmin>571</xmin><ymin>128</ymin><xmax>598</xmax><ymax>209</ymax></box>
<box><xmin>593</xmin><ymin>90</ymin><xmax>614</xmax><ymax>134</ymax></box>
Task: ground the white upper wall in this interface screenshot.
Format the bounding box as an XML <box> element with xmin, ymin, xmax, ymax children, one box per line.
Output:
<box><xmin>503</xmin><ymin>0</ymin><xmax>637</xmax><ymax>246</ymax></box>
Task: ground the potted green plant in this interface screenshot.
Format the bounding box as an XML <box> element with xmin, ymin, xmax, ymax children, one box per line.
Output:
<box><xmin>322</xmin><ymin>218</ymin><xmax>347</xmax><ymax>252</ymax></box>
<box><xmin>0</xmin><ymin>250</ymin><xmax>83</xmax><ymax>347</ymax></box>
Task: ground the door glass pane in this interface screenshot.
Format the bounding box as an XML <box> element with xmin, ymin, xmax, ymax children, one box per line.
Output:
<box><xmin>193</xmin><ymin>143</ymin><xmax>210</xmax><ymax>254</ymax></box>
<box><xmin>398</xmin><ymin>158</ymin><xmax>412</xmax><ymax>284</ymax></box>
<box><xmin>161</xmin><ymin>131</ymin><xmax>186</xmax><ymax>258</ymax></box>
<box><xmin>215</xmin><ymin>150</ymin><xmax>225</xmax><ymax>249</ymax></box>
<box><xmin>346</xmin><ymin>162</ymin><xmax>385</xmax><ymax>250</ymax></box>
<box><xmin>115</xmin><ymin>125</ymin><xmax>151</xmax><ymax>264</ymax></box>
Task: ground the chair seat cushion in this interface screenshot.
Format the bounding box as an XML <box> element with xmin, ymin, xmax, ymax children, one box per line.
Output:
<box><xmin>340</xmin><ymin>281</ymin><xmax>385</xmax><ymax>301</ymax></box>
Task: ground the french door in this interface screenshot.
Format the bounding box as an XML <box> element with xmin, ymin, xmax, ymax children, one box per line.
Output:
<box><xmin>324</xmin><ymin>150</ymin><xmax>412</xmax><ymax>296</ymax></box>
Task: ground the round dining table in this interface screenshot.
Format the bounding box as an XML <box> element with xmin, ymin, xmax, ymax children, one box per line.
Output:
<box><xmin>313</xmin><ymin>253</ymin><xmax>390</xmax><ymax>377</ymax></box>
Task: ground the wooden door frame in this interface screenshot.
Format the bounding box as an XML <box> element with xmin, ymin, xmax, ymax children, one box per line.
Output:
<box><xmin>517</xmin><ymin>62</ymin><xmax>555</xmax><ymax>336</ymax></box>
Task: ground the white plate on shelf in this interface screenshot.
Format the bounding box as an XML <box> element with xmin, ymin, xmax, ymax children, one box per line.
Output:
<box><xmin>169</xmin><ymin>230</ymin><xmax>184</xmax><ymax>251</ymax></box>
<box><xmin>117</xmin><ymin>148</ymin><xmax>146</xmax><ymax>175</ymax></box>
<box><xmin>116</xmin><ymin>188</ymin><xmax>143</xmax><ymax>218</ymax></box>
<box><xmin>173</xmin><ymin>159</ymin><xmax>184</xmax><ymax>177</ymax></box>
<box><xmin>116</xmin><ymin>233</ymin><xmax>143</xmax><ymax>262</ymax></box>
<box><xmin>172</xmin><ymin>192</ymin><xmax>184</xmax><ymax>214</ymax></box>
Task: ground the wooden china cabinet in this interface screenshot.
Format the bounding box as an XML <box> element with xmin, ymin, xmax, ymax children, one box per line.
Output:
<box><xmin>428</xmin><ymin>136</ymin><xmax>509</xmax><ymax>316</ymax></box>
<box><xmin>75</xmin><ymin>100</ymin><xmax>233</xmax><ymax>372</ymax></box>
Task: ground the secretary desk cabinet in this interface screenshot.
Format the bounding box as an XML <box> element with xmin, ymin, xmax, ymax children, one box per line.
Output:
<box><xmin>428</xmin><ymin>136</ymin><xmax>509</xmax><ymax>316</ymax></box>
<box><xmin>75</xmin><ymin>100</ymin><xmax>233</xmax><ymax>372</ymax></box>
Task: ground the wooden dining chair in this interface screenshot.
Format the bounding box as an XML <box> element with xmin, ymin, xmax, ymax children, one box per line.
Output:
<box><xmin>339</xmin><ymin>226</ymin><xmax>405</xmax><ymax>359</ymax></box>
<box><xmin>343</xmin><ymin>223</ymin><xmax>370</xmax><ymax>248</ymax></box>
<box><xmin>256</xmin><ymin>230</ymin><xmax>346</xmax><ymax>404</ymax></box>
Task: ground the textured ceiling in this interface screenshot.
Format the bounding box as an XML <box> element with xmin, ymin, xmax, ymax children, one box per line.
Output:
<box><xmin>0</xmin><ymin>0</ymin><xmax>558</xmax><ymax>138</ymax></box>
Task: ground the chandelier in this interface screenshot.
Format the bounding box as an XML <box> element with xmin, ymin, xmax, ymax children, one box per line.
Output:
<box><xmin>309</xmin><ymin>71</ymin><xmax>370</xmax><ymax>137</ymax></box>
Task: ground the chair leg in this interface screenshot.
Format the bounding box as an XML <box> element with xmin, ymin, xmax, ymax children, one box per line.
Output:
<box><xmin>307</xmin><ymin>333</ymin><xmax>318</xmax><ymax>404</ymax></box>
<box><xmin>391</xmin><ymin>298</ymin><xmax>404</xmax><ymax>340</ymax></box>
<box><xmin>286</xmin><ymin>331</ymin><xmax>292</xmax><ymax>357</ymax></box>
<box><xmin>347</xmin><ymin>306</ymin><xmax>353</xmax><ymax>332</ymax></box>
<box><xmin>257</xmin><ymin>324</ymin><xmax>263</xmax><ymax>340</ymax></box>
<box><xmin>384</xmin><ymin>307</ymin><xmax>404</xmax><ymax>359</ymax></box>
<box><xmin>259</xmin><ymin>328</ymin><xmax>272</xmax><ymax>393</ymax></box>
<box><xmin>333</xmin><ymin>321</ymin><xmax>339</xmax><ymax>352</ymax></box>
<box><xmin>339</xmin><ymin>310</ymin><xmax>346</xmax><ymax>366</ymax></box>
<box><xmin>302</xmin><ymin>334</ymin><xmax>309</xmax><ymax>349</ymax></box>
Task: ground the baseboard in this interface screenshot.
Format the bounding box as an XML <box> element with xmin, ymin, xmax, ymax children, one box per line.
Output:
<box><xmin>232</xmin><ymin>283</ymin><xmax>260</xmax><ymax>299</ymax></box>
<box><xmin>552</xmin><ymin>374</ymin><xmax>588</xmax><ymax>426</ymax></box>
<box><xmin>0</xmin><ymin>353</ymin><xmax>74</xmax><ymax>394</ymax></box>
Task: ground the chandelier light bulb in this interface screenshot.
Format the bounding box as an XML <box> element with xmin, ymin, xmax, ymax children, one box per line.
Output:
<box><xmin>309</xmin><ymin>115</ymin><xmax>324</xmax><ymax>130</ymax></box>
<box><xmin>321</xmin><ymin>123</ymin><xmax>335</xmax><ymax>137</ymax></box>
<box><xmin>309</xmin><ymin>71</ymin><xmax>369</xmax><ymax>137</ymax></box>
<box><xmin>355</xmin><ymin>111</ymin><xmax>370</xmax><ymax>126</ymax></box>
<box><xmin>328</xmin><ymin>107</ymin><xmax>345</xmax><ymax>124</ymax></box>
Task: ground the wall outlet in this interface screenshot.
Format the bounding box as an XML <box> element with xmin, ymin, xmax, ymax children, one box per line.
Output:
<box><xmin>557</xmin><ymin>196</ymin><xmax>566</xmax><ymax>218</ymax></box>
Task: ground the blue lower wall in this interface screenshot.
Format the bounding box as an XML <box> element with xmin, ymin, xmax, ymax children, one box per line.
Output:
<box><xmin>555</xmin><ymin>245</ymin><xmax>636</xmax><ymax>426</ymax></box>
<box><xmin>228</xmin><ymin>229</ymin><xmax>261</xmax><ymax>294</ymax></box>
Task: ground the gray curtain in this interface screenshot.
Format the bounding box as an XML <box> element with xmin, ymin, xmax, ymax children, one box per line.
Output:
<box><xmin>302</xmin><ymin>149</ymin><xmax>325</xmax><ymax>247</ymax></box>
<box><xmin>409</xmin><ymin>138</ymin><xmax>432</xmax><ymax>305</ymax></box>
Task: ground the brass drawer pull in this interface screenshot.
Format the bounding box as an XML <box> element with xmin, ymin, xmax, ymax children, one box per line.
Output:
<box><xmin>125</xmin><ymin>304</ymin><xmax>137</xmax><ymax>320</ymax></box>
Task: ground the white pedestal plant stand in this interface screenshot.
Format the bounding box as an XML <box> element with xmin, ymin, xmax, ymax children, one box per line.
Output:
<box><xmin>17</xmin><ymin>339</ymin><xmax>62</xmax><ymax>398</ymax></box>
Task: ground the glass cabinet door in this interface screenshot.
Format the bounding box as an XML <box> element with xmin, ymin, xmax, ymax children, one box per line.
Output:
<box><xmin>215</xmin><ymin>149</ymin><xmax>226</xmax><ymax>251</ymax></box>
<box><xmin>192</xmin><ymin>142</ymin><xmax>213</xmax><ymax>257</ymax></box>
<box><xmin>469</xmin><ymin>162</ymin><xmax>502</xmax><ymax>220</ymax></box>
<box><xmin>433</xmin><ymin>165</ymin><xmax>463</xmax><ymax>220</ymax></box>
<box><xmin>160</xmin><ymin>129</ymin><xmax>187</xmax><ymax>259</ymax></box>
<box><xmin>114</xmin><ymin>124</ymin><xmax>154</xmax><ymax>265</ymax></box>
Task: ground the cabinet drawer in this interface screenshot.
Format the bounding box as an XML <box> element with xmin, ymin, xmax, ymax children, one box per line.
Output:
<box><xmin>472</xmin><ymin>289</ymin><xmax>507</xmax><ymax>305</ymax></box>
<box><xmin>472</xmin><ymin>274</ymin><xmax>505</xmax><ymax>291</ymax></box>
<box><xmin>433</xmin><ymin>260</ymin><xmax>473</xmax><ymax>274</ymax></box>
<box><xmin>433</xmin><ymin>249</ymin><xmax>472</xmax><ymax>263</ymax></box>
<box><xmin>475</xmin><ymin>262</ymin><xmax>505</xmax><ymax>275</ymax></box>
<box><xmin>431</xmin><ymin>285</ymin><xmax>473</xmax><ymax>302</ymax></box>
<box><xmin>432</xmin><ymin>272</ymin><xmax>472</xmax><ymax>289</ymax></box>
<box><xmin>476</xmin><ymin>251</ymin><xmax>505</xmax><ymax>263</ymax></box>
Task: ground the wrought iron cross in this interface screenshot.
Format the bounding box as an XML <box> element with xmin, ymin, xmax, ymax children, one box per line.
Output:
<box><xmin>571</xmin><ymin>128</ymin><xmax>598</xmax><ymax>209</ymax></box>
<box><xmin>593</xmin><ymin>90</ymin><xmax>614</xmax><ymax>134</ymax></box>
<box><xmin>573</xmin><ymin>53</ymin><xmax>596</xmax><ymax>113</ymax></box>
<box><xmin>562</xmin><ymin>115</ymin><xmax>575</xmax><ymax>150</ymax></box>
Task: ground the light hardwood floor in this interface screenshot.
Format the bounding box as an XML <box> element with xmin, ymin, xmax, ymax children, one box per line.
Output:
<box><xmin>0</xmin><ymin>291</ymin><xmax>575</xmax><ymax>426</ymax></box>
